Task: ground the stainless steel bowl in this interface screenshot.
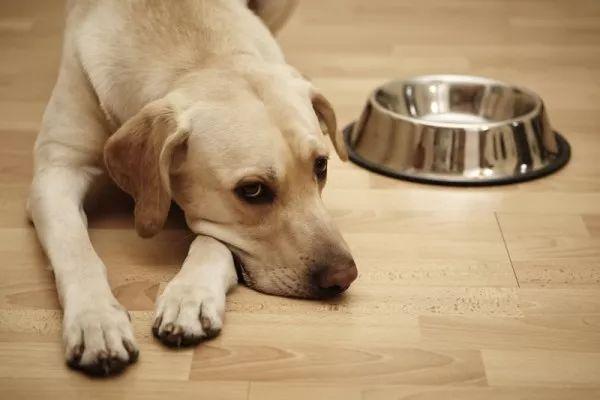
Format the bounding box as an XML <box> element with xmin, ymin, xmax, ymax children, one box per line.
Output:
<box><xmin>344</xmin><ymin>75</ymin><xmax>570</xmax><ymax>185</ymax></box>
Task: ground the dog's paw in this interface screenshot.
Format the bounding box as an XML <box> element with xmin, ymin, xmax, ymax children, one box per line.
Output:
<box><xmin>63</xmin><ymin>300</ymin><xmax>138</xmax><ymax>376</ymax></box>
<box><xmin>153</xmin><ymin>282</ymin><xmax>224</xmax><ymax>347</ymax></box>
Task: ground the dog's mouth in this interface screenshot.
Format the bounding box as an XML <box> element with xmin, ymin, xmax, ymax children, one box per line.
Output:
<box><xmin>230</xmin><ymin>253</ymin><xmax>346</xmax><ymax>299</ymax></box>
<box><xmin>232</xmin><ymin>252</ymin><xmax>251</xmax><ymax>285</ymax></box>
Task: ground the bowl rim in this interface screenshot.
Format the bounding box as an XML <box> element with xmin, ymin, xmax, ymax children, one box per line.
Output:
<box><xmin>343</xmin><ymin>123</ymin><xmax>571</xmax><ymax>186</ymax></box>
<box><xmin>369</xmin><ymin>74</ymin><xmax>544</xmax><ymax>130</ymax></box>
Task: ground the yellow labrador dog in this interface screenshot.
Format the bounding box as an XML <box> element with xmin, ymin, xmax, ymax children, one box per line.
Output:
<box><xmin>28</xmin><ymin>0</ymin><xmax>357</xmax><ymax>376</ymax></box>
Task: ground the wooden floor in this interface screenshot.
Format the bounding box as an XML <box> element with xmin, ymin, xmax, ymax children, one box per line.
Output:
<box><xmin>1</xmin><ymin>0</ymin><xmax>600</xmax><ymax>398</ymax></box>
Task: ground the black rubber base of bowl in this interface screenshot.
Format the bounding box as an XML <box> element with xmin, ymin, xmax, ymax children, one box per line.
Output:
<box><xmin>343</xmin><ymin>123</ymin><xmax>571</xmax><ymax>187</ymax></box>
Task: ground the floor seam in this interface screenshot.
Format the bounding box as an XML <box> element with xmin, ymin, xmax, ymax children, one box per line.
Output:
<box><xmin>494</xmin><ymin>212</ymin><xmax>520</xmax><ymax>288</ymax></box>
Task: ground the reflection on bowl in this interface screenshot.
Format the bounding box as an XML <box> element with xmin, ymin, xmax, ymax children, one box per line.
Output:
<box><xmin>344</xmin><ymin>75</ymin><xmax>570</xmax><ymax>185</ymax></box>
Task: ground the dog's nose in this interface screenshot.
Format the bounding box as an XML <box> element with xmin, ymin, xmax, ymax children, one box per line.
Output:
<box><xmin>315</xmin><ymin>261</ymin><xmax>358</xmax><ymax>296</ymax></box>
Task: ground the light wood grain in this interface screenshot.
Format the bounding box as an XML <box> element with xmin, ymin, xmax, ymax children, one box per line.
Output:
<box><xmin>248</xmin><ymin>383</ymin><xmax>600</xmax><ymax>400</ymax></box>
<box><xmin>1</xmin><ymin>0</ymin><xmax>599</xmax><ymax>398</ymax></box>
<box><xmin>482</xmin><ymin>349</ymin><xmax>600</xmax><ymax>388</ymax></box>
<box><xmin>1</xmin><ymin>378</ymin><xmax>250</xmax><ymax>400</ymax></box>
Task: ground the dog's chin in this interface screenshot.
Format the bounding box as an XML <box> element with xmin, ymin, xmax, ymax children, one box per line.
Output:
<box><xmin>248</xmin><ymin>284</ymin><xmax>326</xmax><ymax>300</ymax></box>
<box><xmin>235</xmin><ymin>266</ymin><xmax>339</xmax><ymax>300</ymax></box>
<box><xmin>231</xmin><ymin>254</ymin><xmax>347</xmax><ymax>300</ymax></box>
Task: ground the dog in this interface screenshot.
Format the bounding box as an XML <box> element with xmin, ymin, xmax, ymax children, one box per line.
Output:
<box><xmin>28</xmin><ymin>0</ymin><xmax>357</xmax><ymax>376</ymax></box>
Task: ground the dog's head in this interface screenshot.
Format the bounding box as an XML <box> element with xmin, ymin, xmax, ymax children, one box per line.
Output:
<box><xmin>104</xmin><ymin>66</ymin><xmax>357</xmax><ymax>298</ymax></box>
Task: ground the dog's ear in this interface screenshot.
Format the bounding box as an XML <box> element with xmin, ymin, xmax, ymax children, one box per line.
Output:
<box><xmin>311</xmin><ymin>90</ymin><xmax>348</xmax><ymax>161</ymax></box>
<box><xmin>104</xmin><ymin>99</ymin><xmax>189</xmax><ymax>238</ymax></box>
<box><xmin>247</xmin><ymin>0</ymin><xmax>299</xmax><ymax>34</ymax></box>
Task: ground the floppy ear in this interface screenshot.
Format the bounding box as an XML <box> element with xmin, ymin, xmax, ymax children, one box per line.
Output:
<box><xmin>247</xmin><ymin>0</ymin><xmax>299</xmax><ymax>34</ymax></box>
<box><xmin>104</xmin><ymin>99</ymin><xmax>188</xmax><ymax>238</ymax></box>
<box><xmin>311</xmin><ymin>91</ymin><xmax>348</xmax><ymax>161</ymax></box>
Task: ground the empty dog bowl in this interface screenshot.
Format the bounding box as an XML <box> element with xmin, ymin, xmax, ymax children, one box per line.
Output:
<box><xmin>344</xmin><ymin>75</ymin><xmax>570</xmax><ymax>185</ymax></box>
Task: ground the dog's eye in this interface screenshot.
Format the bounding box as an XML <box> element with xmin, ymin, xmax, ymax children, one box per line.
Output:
<box><xmin>314</xmin><ymin>157</ymin><xmax>328</xmax><ymax>180</ymax></box>
<box><xmin>235</xmin><ymin>182</ymin><xmax>274</xmax><ymax>204</ymax></box>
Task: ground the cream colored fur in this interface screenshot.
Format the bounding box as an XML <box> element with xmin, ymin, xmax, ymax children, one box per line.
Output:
<box><xmin>28</xmin><ymin>0</ymin><xmax>355</xmax><ymax>376</ymax></box>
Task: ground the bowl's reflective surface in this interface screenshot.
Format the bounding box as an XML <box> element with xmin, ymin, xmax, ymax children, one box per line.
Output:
<box><xmin>345</xmin><ymin>75</ymin><xmax>570</xmax><ymax>185</ymax></box>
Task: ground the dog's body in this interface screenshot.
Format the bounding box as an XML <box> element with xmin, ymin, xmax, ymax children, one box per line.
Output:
<box><xmin>29</xmin><ymin>0</ymin><xmax>357</xmax><ymax>375</ymax></box>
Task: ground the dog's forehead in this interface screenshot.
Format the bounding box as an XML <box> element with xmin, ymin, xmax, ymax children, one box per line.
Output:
<box><xmin>261</xmin><ymin>88</ymin><xmax>330</xmax><ymax>159</ymax></box>
<box><xmin>192</xmin><ymin>88</ymin><xmax>325</xmax><ymax>148</ymax></box>
<box><xmin>185</xmin><ymin>104</ymin><xmax>282</xmax><ymax>167</ymax></box>
<box><xmin>183</xmin><ymin>79</ymin><xmax>328</xmax><ymax>186</ymax></box>
<box><xmin>284</xmin><ymin>127</ymin><xmax>329</xmax><ymax>164</ymax></box>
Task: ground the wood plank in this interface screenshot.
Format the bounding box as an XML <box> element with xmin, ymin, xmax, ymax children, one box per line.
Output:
<box><xmin>482</xmin><ymin>349</ymin><xmax>600</xmax><ymax>387</ymax></box>
<box><xmin>420</xmin><ymin>314</ymin><xmax>600</xmax><ymax>352</ymax></box>
<box><xmin>497</xmin><ymin>213</ymin><xmax>600</xmax><ymax>287</ymax></box>
<box><xmin>249</xmin><ymin>383</ymin><xmax>600</xmax><ymax>400</ymax></box>
<box><xmin>191</xmin><ymin>343</ymin><xmax>486</xmax><ymax>385</ymax></box>
<box><xmin>1</xmin><ymin>0</ymin><xmax>600</xmax><ymax>397</ymax></box>
<box><xmin>1</xmin><ymin>378</ymin><xmax>249</xmax><ymax>400</ymax></box>
<box><xmin>0</xmin><ymin>340</ymin><xmax>194</xmax><ymax>381</ymax></box>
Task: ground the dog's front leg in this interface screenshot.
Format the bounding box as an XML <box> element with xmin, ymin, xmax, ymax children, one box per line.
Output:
<box><xmin>153</xmin><ymin>235</ymin><xmax>238</xmax><ymax>346</ymax></box>
<box><xmin>29</xmin><ymin>167</ymin><xmax>139</xmax><ymax>375</ymax></box>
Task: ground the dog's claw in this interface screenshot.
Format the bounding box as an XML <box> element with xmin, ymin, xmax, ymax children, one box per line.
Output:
<box><xmin>67</xmin><ymin>348</ymin><xmax>134</xmax><ymax>377</ymax></box>
<box><xmin>153</xmin><ymin>285</ymin><xmax>225</xmax><ymax>347</ymax></box>
<box><xmin>123</xmin><ymin>339</ymin><xmax>139</xmax><ymax>362</ymax></box>
<box><xmin>163</xmin><ymin>322</ymin><xmax>175</xmax><ymax>334</ymax></box>
<box><xmin>200</xmin><ymin>315</ymin><xmax>220</xmax><ymax>338</ymax></box>
<box><xmin>63</xmin><ymin>303</ymin><xmax>139</xmax><ymax>376</ymax></box>
<box><xmin>152</xmin><ymin>315</ymin><xmax>162</xmax><ymax>337</ymax></box>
